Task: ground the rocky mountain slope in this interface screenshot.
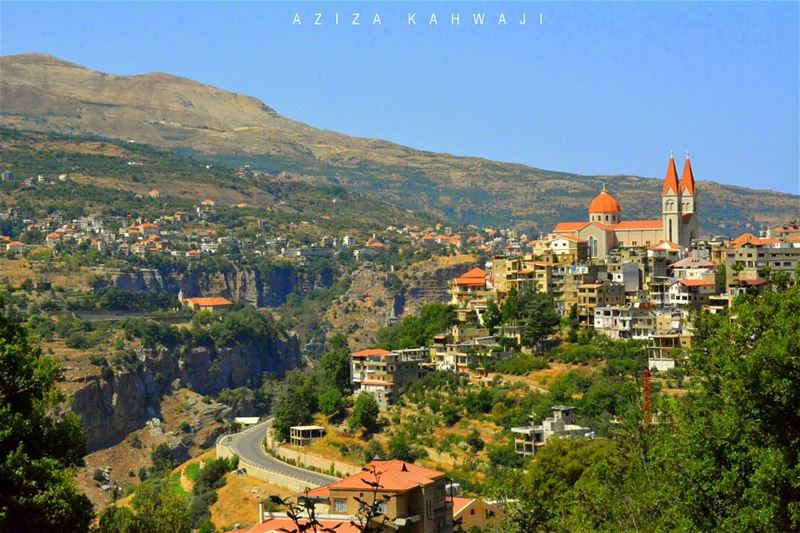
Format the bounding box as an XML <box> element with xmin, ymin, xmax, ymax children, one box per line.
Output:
<box><xmin>2</xmin><ymin>53</ymin><xmax>797</xmax><ymax>235</ymax></box>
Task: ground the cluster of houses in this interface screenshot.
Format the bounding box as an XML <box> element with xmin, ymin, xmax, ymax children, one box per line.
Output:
<box><xmin>345</xmin><ymin>216</ymin><xmax>800</xmax><ymax>415</ymax></box>
<box><xmin>443</xmin><ymin>159</ymin><xmax>800</xmax><ymax>371</ymax></box>
<box><xmin>343</xmin><ymin>158</ymin><xmax>800</xmax><ymax>457</ymax></box>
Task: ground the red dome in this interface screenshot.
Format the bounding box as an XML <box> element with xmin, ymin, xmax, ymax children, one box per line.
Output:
<box><xmin>588</xmin><ymin>188</ymin><xmax>621</xmax><ymax>214</ymax></box>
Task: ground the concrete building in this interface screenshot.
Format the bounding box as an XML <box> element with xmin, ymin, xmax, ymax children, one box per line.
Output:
<box><xmin>511</xmin><ymin>406</ymin><xmax>594</xmax><ymax>457</ymax></box>
<box><xmin>289</xmin><ymin>425</ymin><xmax>325</xmax><ymax>447</ymax></box>
<box><xmin>351</xmin><ymin>349</ymin><xmax>428</xmax><ymax>409</ymax></box>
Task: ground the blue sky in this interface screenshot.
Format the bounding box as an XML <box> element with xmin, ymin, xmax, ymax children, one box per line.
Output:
<box><xmin>1</xmin><ymin>1</ymin><xmax>798</xmax><ymax>194</ymax></box>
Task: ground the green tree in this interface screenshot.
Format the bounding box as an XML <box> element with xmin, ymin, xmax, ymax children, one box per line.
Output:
<box><xmin>150</xmin><ymin>443</ymin><xmax>175</xmax><ymax>476</ymax></box>
<box><xmin>98</xmin><ymin>477</ymin><xmax>192</xmax><ymax>533</ymax></box>
<box><xmin>319</xmin><ymin>339</ymin><xmax>352</xmax><ymax>394</ymax></box>
<box><xmin>376</xmin><ymin>303</ymin><xmax>455</xmax><ymax>349</ymax></box>
<box><xmin>519</xmin><ymin>287</ymin><xmax>560</xmax><ymax>350</ymax></box>
<box><xmin>0</xmin><ymin>305</ymin><xmax>94</xmax><ymax>532</ymax></box>
<box><xmin>501</xmin><ymin>286</ymin><xmax>520</xmax><ymax>323</ymax></box>
<box><xmin>318</xmin><ymin>385</ymin><xmax>345</xmax><ymax>417</ymax></box>
<box><xmin>483</xmin><ymin>299</ymin><xmax>502</xmax><ymax>334</ymax></box>
<box><xmin>273</xmin><ymin>371</ymin><xmax>317</xmax><ymax>441</ymax></box>
<box><xmin>502</xmin><ymin>277</ymin><xmax>800</xmax><ymax>532</ymax></box>
<box><xmin>672</xmin><ymin>281</ymin><xmax>800</xmax><ymax>531</ymax></box>
<box><xmin>349</xmin><ymin>393</ymin><xmax>380</xmax><ymax>433</ymax></box>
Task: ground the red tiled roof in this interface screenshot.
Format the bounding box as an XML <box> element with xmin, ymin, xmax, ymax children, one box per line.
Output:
<box><xmin>669</xmin><ymin>256</ymin><xmax>716</xmax><ymax>268</ymax></box>
<box><xmin>452</xmin><ymin>496</ymin><xmax>475</xmax><ymax>517</ymax></box>
<box><xmin>455</xmin><ymin>267</ymin><xmax>487</xmax><ymax>287</ymax></box>
<box><xmin>679</xmin><ymin>279</ymin><xmax>715</xmax><ymax>287</ymax></box>
<box><xmin>680</xmin><ymin>157</ymin><xmax>696</xmax><ymax>195</ymax></box>
<box><xmin>613</xmin><ymin>220</ymin><xmax>663</xmax><ymax>230</ymax></box>
<box><xmin>552</xmin><ymin>234</ymin><xmax>587</xmax><ymax>243</ymax></box>
<box><xmin>662</xmin><ymin>156</ymin><xmax>680</xmax><ymax>195</ymax></box>
<box><xmin>730</xmin><ymin>233</ymin><xmax>780</xmax><ymax>248</ymax></box>
<box><xmin>648</xmin><ymin>240</ymin><xmax>682</xmax><ymax>251</ymax></box>
<box><xmin>326</xmin><ymin>460</ymin><xmax>445</xmax><ymax>492</ymax></box>
<box><xmin>185</xmin><ymin>297</ymin><xmax>234</xmax><ymax>307</ymax></box>
<box><xmin>304</xmin><ymin>486</ymin><xmax>330</xmax><ymax>498</ymax></box>
<box><xmin>553</xmin><ymin>222</ymin><xmax>590</xmax><ymax>232</ymax></box>
<box><xmin>588</xmin><ymin>188</ymin><xmax>621</xmax><ymax>214</ymax></box>
<box><xmin>351</xmin><ymin>348</ymin><xmax>392</xmax><ymax>358</ymax></box>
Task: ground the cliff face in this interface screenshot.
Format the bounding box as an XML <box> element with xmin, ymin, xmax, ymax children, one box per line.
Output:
<box><xmin>72</xmin><ymin>333</ymin><xmax>301</xmax><ymax>450</ymax></box>
<box><xmin>324</xmin><ymin>258</ymin><xmax>476</xmax><ymax>348</ymax></box>
<box><xmin>92</xmin><ymin>264</ymin><xmax>333</xmax><ymax>307</ymax></box>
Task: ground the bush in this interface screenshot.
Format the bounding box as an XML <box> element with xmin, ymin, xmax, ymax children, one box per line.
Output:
<box><xmin>491</xmin><ymin>354</ymin><xmax>549</xmax><ymax>375</ymax></box>
<box><xmin>65</xmin><ymin>331</ymin><xmax>90</xmax><ymax>349</ymax></box>
<box><xmin>388</xmin><ymin>433</ymin><xmax>427</xmax><ymax>463</ymax></box>
<box><xmin>348</xmin><ymin>393</ymin><xmax>380</xmax><ymax>433</ymax></box>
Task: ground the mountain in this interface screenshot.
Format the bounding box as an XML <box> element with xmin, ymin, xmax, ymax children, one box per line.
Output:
<box><xmin>1</xmin><ymin>53</ymin><xmax>797</xmax><ymax>235</ymax></box>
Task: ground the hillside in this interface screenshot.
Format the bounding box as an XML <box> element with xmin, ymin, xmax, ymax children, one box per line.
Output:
<box><xmin>1</xmin><ymin>53</ymin><xmax>797</xmax><ymax>235</ymax></box>
<box><xmin>0</xmin><ymin>128</ymin><xmax>434</xmax><ymax>237</ymax></box>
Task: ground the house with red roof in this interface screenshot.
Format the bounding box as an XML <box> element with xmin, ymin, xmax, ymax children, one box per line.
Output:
<box><xmin>668</xmin><ymin>278</ymin><xmax>717</xmax><ymax>309</ymax></box>
<box><xmin>250</xmin><ymin>460</ymin><xmax>455</xmax><ymax>533</ymax></box>
<box><xmin>725</xmin><ymin>231</ymin><xmax>800</xmax><ymax>286</ymax></box>
<box><xmin>179</xmin><ymin>293</ymin><xmax>234</xmax><ymax>312</ymax></box>
<box><xmin>553</xmin><ymin>155</ymin><xmax>700</xmax><ymax>257</ymax></box>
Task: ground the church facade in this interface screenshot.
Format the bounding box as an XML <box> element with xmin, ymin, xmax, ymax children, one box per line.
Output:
<box><xmin>553</xmin><ymin>156</ymin><xmax>699</xmax><ymax>258</ymax></box>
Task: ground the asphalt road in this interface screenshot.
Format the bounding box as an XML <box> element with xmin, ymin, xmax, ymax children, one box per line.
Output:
<box><xmin>226</xmin><ymin>419</ymin><xmax>336</xmax><ymax>488</ymax></box>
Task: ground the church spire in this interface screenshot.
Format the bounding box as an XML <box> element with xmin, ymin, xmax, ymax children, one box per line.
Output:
<box><xmin>662</xmin><ymin>153</ymin><xmax>680</xmax><ymax>195</ymax></box>
<box><xmin>680</xmin><ymin>154</ymin><xmax>696</xmax><ymax>195</ymax></box>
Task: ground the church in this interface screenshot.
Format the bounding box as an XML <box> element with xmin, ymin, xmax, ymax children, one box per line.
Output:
<box><xmin>552</xmin><ymin>155</ymin><xmax>699</xmax><ymax>258</ymax></box>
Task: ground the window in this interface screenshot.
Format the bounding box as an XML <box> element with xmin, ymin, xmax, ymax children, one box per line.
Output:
<box><xmin>333</xmin><ymin>499</ymin><xmax>347</xmax><ymax>513</ymax></box>
<box><xmin>378</xmin><ymin>501</ymin><xmax>389</xmax><ymax>515</ymax></box>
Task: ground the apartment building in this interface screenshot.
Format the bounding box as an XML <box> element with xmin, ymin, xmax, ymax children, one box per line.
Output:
<box><xmin>511</xmin><ymin>406</ymin><xmax>594</xmax><ymax>457</ymax></box>
<box><xmin>577</xmin><ymin>281</ymin><xmax>625</xmax><ymax>325</ymax></box>
<box><xmin>350</xmin><ymin>349</ymin><xmax>428</xmax><ymax>409</ymax></box>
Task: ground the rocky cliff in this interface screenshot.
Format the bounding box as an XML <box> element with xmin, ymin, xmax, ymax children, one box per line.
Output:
<box><xmin>71</xmin><ymin>332</ymin><xmax>300</xmax><ymax>450</ymax></box>
<box><xmin>91</xmin><ymin>263</ymin><xmax>333</xmax><ymax>307</ymax></box>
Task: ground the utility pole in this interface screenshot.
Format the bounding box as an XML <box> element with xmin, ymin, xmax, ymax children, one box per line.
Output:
<box><xmin>643</xmin><ymin>369</ymin><xmax>651</xmax><ymax>425</ymax></box>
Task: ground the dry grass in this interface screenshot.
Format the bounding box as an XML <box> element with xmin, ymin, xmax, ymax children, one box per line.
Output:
<box><xmin>0</xmin><ymin>258</ymin><xmax>38</xmax><ymax>285</ymax></box>
<box><xmin>210</xmin><ymin>474</ymin><xmax>294</xmax><ymax>531</ymax></box>
<box><xmin>435</xmin><ymin>254</ymin><xmax>476</xmax><ymax>266</ymax></box>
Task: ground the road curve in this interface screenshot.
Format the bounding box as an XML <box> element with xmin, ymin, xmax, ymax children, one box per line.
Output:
<box><xmin>225</xmin><ymin>419</ymin><xmax>336</xmax><ymax>488</ymax></box>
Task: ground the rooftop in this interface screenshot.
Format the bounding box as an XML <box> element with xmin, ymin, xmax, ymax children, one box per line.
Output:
<box><xmin>326</xmin><ymin>460</ymin><xmax>445</xmax><ymax>492</ymax></box>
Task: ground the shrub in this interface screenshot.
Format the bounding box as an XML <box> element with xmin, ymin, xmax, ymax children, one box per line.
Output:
<box><xmin>348</xmin><ymin>393</ymin><xmax>380</xmax><ymax>433</ymax></box>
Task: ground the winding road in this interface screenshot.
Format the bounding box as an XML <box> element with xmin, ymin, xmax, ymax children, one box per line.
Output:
<box><xmin>224</xmin><ymin>419</ymin><xmax>336</xmax><ymax>487</ymax></box>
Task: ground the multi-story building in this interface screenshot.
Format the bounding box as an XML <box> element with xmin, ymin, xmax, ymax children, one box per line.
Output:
<box><xmin>431</xmin><ymin>325</ymin><xmax>507</xmax><ymax>373</ymax></box>
<box><xmin>725</xmin><ymin>234</ymin><xmax>800</xmax><ymax>282</ymax></box>
<box><xmin>350</xmin><ymin>349</ymin><xmax>428</xmax><ymax>409</ymax></box>
<box><xmin>593</xmin><ymin>305</ymin><xmax>657</xmax><ymax>340</ymax></box>
<box><xmin>667</xmin><ymin>278</ymin><xmax>717</xmax><ymax>310</ymax></box>
<box><xmin>577</xmin><ymin>281</ymin><xmax>626</xmax><ymax>325</ymax></box>
<box><xmin>511</xmin><ymin>406</ymin><xmax>593</xmax><ymax>457</ymax></box>
<box><xmin>449</xmin><ymin>267</ymin><xmax>493</xmax><ymax>323</ymax></box>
